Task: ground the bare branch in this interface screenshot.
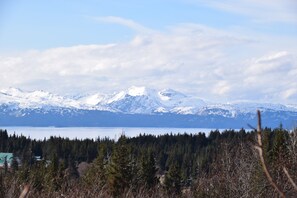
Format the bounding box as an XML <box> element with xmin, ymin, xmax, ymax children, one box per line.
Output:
<box><xmin>19</xmin><ymin>185</ymin><xmax>30</xmax><ymax>198</ymax></box>
<box><xmin>283</xmin><ymin>167</ymin><xmax>297</xmax><ymax>192</ymax></box>
<box><xmin>257</xmin><ymin>110</ymin><xmax>262</xmax><ymax>147</ymax></box>
<box><xmin>255</xmin><ymin>110</ymin><xmax>285</xmax><ymax>198</ymax></box>
<box><xmin>247</xmin><ymin>124</ymin><xmax>256</xmax><ymax>131</ymax></box>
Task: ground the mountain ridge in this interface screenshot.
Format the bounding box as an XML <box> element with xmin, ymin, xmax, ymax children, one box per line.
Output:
<box><xmin>0</xmin><ymin>87</ymin><xmax>296</xmax><ymax>128</ymax></box>
<box><xmin>0</xmin><ymin>86</ymin><xmax>296</xmax><ymax>114</ymax></box>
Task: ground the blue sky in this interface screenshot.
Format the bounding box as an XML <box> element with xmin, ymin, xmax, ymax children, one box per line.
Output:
<box><xmin>0</xmin><ymin>0</ymin><xmax>296</xmax><ymax>103</ymax></box>
<box><xmin>0</xmin><ymin>0</ymin><xmax>250</xmax><ymax>50</ymax></box>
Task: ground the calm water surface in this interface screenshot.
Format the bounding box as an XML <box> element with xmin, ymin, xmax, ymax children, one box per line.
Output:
<box><xmin>1</xmin><ymin>127</ymin><xmax>229</xmax><ymax>140</ymax></box>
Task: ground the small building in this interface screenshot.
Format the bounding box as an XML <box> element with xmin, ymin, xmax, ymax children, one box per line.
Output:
<box><xmin>0</xmin><ymin>153</ymin><xmax>13</xmax><ymax>168</ymax></box>
<box><xmin>34</xmin><ymin>156</ymin><xmax>42</xmax><ymax>161</ymax></box>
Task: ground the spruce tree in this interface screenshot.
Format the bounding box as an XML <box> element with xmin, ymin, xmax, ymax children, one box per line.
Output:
<box><xmin>107</xmin><ymin>135</ymin><xmax>133</xmax><ymax>196</ymax></box>
<box><xmin>66</xmin><ymin>156</ymin><xmax>79</xmax><ymax>180</ymax></box>
<box><xmin>3</xmin><ymin>158</ymin><xmax>8</xmax><ymax>175</ymax></box>
<box><xmin>83</xmin><ymin>143</ymin><xmax>107</xmax><ymax>189</ymax></box>
<box><xmin>140</xmin><ymin>151</ymin><xmax>158</xmax><ymax>189</ymax></box>
<box><xmin>46</xmin><ymin>154</ymin><xmax>60</xmax><ymax>191</ymax></box>
<box><xmin>272</xmin><ymin>128</ymin><xmax>287</xmax><ymax>161</ymax></box>
<box><xmin>11</xmin><ymin>157</ymin><xmax>19</xmax><ymax>173</ymax></box>
<box><xmin>164</xmin><ymin>163</ymin><xmax>182</xmax><ymax>195</ymax></box>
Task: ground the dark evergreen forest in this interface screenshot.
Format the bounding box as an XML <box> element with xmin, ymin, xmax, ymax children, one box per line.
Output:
<box><xmin>0</xmin><ymin>127</ymin><xmax>296</xmax><ymax>197</ymax></box>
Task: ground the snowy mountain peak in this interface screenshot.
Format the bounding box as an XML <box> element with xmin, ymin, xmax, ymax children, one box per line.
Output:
<box><xmin>1</xmin><ymin>87</ymin><xmax>54</xmax><ymax>99</ymax></box>
<box><xmin>0</xmin><ymin>87</ymin><xmax>81</xmax><ymax>109</ymax></box>
<box><xmin>77</xmin><ymin>93</ymin><xmax>106</xmax><ymax>106</ymax></box>
<box><xmin>127</xmin><ymin>86</ymin><xmax>149</xmax><ymax>97</ymax></box>
<box><xmin>158</xmin><ymin>89</ymin><xmax>186</xmax><ymax>101</ymax></box>
<box><xmin>108</xmin><ymin>91</ymin><xmax>126</xmax><ymax>103</ymax></box>
<box><xmin>0</xmin><ymin>87</ymin><xmax>24</xmax><ymax>96</ymax></box>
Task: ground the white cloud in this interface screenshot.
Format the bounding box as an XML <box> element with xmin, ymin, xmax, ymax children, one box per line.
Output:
<box><xmin>0</xmin><ymin>18</ymin><xmax>296</xmax><ymax>103</ymax></box>
<box><xmin>245</xmin><ymin>51</ymin><xmax>293</xmax><ymax>75</ymax></box>
<box><xmin>282</xmin><ymin>88</ymin><xmax>297</xmax><ymax>100</ymax></box>
<box><xmin>194</xmin><ymin>0</ymin><xmax>297</xmax><ymax>24</ymax></box>
<box><xmin>239</xmin><ymin>51</ymin><xmax>297</xmax><ymax>102</ymax></box>
<box><xmin>92</xmin><ymin>16</ymin><xmax>153</xmax><ymax>33</ymax></box>
<box><xmin>212</xmin><ymin>81</ymin><xmax>231</xmax><ymax>95</ymax></box>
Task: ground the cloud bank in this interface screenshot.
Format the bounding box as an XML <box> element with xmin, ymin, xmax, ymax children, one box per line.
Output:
<box><xmin>0</xmin><ymin>18</ymin><xmax>296</xmax><ymax>103</ymax></box>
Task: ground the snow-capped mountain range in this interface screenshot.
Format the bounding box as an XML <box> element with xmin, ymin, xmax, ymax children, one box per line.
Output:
<box><xmin>0</xmin><ymin>86</ymin><xmax>296</xmax><ymax>128</ymax></box>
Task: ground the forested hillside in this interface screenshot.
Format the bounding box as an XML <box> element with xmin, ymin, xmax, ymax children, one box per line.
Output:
<box><xmin>0</xmin><ymin>127</ymin><xmax>296</xmax><ymax>197</ymax></box>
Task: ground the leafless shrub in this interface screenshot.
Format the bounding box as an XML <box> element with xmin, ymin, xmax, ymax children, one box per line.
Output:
<box><xmin>254</xmin><ymin>110</ymin><xmax>297</xmax><ymax>198</ymax></box>
<box><xmin>192</xmin><ymin>138</ymin><xmax>259</xmax><ymax>197</ymax></box>
<box><xmin>253</xmin><ymin>110</ymin><xmax>286</xmax><ymax>197</ymax></box>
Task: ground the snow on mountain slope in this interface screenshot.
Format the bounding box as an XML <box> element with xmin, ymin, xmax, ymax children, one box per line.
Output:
<box><xmin>105</xmin><ymin>87</ymin><xmax>163</xmax><ymax>114</ymax></box>
<box><xmin>157</xmin><ymin>89</ymin><xmax>207</xmax><ymax>114</ymax></box>
<box><xmin>196</xmin><ymin>101</ymin><xmax>297</xmax><ymax>118</ymax></box>
<box><xmin>158</xmin><ymin>89</ymin><xmax>186</xmax><ymax>101</ymax></box>
<box><xmin>230</xmin><ymin>102</ymin><xmax>296</xmax><ymax>113</ymax></box>
<box><xmin>0</xmin><ymin>86</ymin><xmax>296</xmax><ymax>117</ymax></box>
<box><xmin>77</xmin><ymin>93</ymin><xmax>106</xmax><ymax>106</ymax></box>
<box><xmin>0</xmin><ymin>88</ymin><xmax>80</xmax><ymax>109</ymax></box>
<box><xmin>75</xmin><ymin>93</ymin><xmax>112</xmax><ymax>111</ymax></box>
<box><xmin>127</xmin><ymin>86</ymin><xmax>148</xmax><ymax>96</ymax></box>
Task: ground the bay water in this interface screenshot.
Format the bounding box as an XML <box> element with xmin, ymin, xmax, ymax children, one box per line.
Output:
<box><xmin>1</xmin><ymin>127</ymin><xmax>229</xmax><ymax>140</ymax></box>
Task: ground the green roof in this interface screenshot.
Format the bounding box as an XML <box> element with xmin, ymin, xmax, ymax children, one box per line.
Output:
<box><xmin>0</xmin><ymin>153</ymin><xmax>13</xmax><ymax>165</ymax></box>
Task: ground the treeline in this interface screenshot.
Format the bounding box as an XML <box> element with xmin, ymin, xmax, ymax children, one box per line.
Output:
<box><xmin>0</xmin><ymin>127</ymin><xmax>296</xmax><ymax>197</ymax></box>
